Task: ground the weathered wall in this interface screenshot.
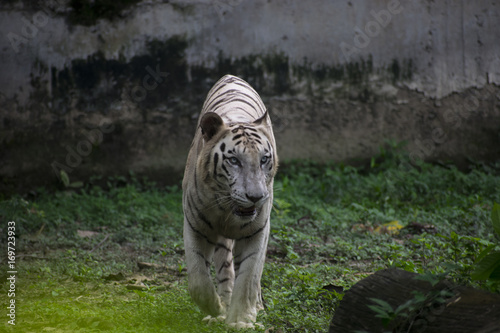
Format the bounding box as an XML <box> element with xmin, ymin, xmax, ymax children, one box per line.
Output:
<box><xmin>1</xmin><ymin>0</ymin><xmax>499</xmax><ymax>194</ymax></box>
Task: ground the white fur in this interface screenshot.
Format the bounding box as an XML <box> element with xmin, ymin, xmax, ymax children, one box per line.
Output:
<box><xmin>182</xmin><ymin>75</ymin><xmax>277</xmax><ymax>328</ymax></box>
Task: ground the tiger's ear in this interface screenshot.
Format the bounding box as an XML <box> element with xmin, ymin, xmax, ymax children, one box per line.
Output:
<box><xmin>200</xmin><ymin>112</ymin><xmax>224</xmax><ymax>142</ymax></box>
<box><xmin>253</xmin><ymin>110</ymin><xmax>269</xmax><ymax>125</ymax></box>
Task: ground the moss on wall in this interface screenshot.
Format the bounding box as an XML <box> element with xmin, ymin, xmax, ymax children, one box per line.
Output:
<box><xmin>68</xmin><ymin>0</ymin><xmax>141</xmax><ymax>26</ymax></box>
<box><xmin>50</xmin><ymin>36</ymin><xmax>190</xmax><ymax>114</ymax></box>
<box><xmin>46</xmin><ymin>35</ymin><xmax>418</xmax><ymax>123</ymax></box>
<box><xmin>390</xmin><ymin>58</ymin><xmax>414</xmax><ymax>83</ymax></box>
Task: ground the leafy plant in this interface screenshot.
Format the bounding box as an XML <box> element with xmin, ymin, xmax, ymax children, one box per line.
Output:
<box><xmin>367</xmin><ymin>283</ymin><xmax>455</xmax><ymax>331</ymax></box>
<box><xmin>3</xmin><ymin>156</ymin><xmax>500</xmax><ymax>332</ymax></box>
<box><xmin>59</xmin><ymin>170</ymin><xmax>84</xmax><ymax>188</ymax></box>
<box><xmin>471</xmin><ymin>203</ymin><xmax>500</xmax><ymax>281</ymax></box>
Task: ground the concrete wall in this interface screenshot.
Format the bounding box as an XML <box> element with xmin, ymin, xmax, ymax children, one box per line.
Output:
<box><xmin>1</xmin><ymin>0</ymin><xmax>500</xmax><ymax>193</ymax></box>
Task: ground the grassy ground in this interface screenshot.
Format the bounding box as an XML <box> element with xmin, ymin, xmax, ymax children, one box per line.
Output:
<box><xmin>1</xmin><ymin>151</ymin><xmax>499</xmax><ymax>332</ymax></box>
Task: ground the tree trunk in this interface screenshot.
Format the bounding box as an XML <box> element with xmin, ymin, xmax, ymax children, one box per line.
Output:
<box><xmin>329</xmin><ymin>268</ymin><xmax>500</xmax><ymax>333</ymax></box>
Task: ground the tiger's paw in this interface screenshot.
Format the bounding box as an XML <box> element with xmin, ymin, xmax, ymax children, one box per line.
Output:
<box><xmin>227</xmin><ymin>321</ymin><xmax>264</xmax><ymax>329</ymax></box>
<box><xmin>202</xmin><ymin>315</ymin><xmax>226</xmax><ymax>325</ymax></box>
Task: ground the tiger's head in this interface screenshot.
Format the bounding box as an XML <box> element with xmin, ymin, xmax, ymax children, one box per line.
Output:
<box><xmin>198</xmin><ymin>112</ymin><xmax>278</xmax><ymax>219</ymax></box>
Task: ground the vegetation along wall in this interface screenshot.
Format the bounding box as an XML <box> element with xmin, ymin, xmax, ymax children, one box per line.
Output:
<box><xmin>1</xmin><ymin>0</ymin><xmax>500</xmax><ymax>193</ymax></box>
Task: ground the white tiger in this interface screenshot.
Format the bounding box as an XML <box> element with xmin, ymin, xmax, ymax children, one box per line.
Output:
<box><xmin>182</xmin><ymin>74</ymin><xmax>278</xmax><ymax>328</ymax></box>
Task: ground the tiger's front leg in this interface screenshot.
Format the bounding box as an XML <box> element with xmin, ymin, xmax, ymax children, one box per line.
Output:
<box><xmin>226</xmin><ymin>221</ymin><xmax>269</xmax><ymax>328</ymax></box>
<box><xmin>214</xmin><ymin>237</ymin><xmax>235</xmax><ymax>310</ymax></box>
<box><xmin>183</xmin><ymin>220</ymin><xmax>224</xmax><ymax>317</ymax></box>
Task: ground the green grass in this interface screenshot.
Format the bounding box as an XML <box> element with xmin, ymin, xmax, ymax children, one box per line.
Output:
<box><xmin>1</xmin><ymin>152</ymin><xmax>499</xmax><ymax>332</ymax></box>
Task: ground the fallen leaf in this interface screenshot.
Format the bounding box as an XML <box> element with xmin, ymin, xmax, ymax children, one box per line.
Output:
<box><xmin>126</xmin><ymin>284</ymin><xmax>148</xmax><ymax>291</ymax></box>
<box><xmin>403</xmin><ymin>221</ymin><xmax>437</xmax><ymax>234</ymax></box>
<box><xmin>374</xmin><ymin>221</ymin><xmax>404</xmax><ymax>235</ymax></box>
<box><xmin>351</xmin><ymin>223</ymin><xmax>374</xmax><ymax>233</ymax></box>
<box><xmin>77</xmin><ymin>230</ymin><xmax>99</xmax><ymax>238</ymax></box>
<box><xmin>127</xmin><ymin>274</ymin><xmax>151</xmax><ymax>284</ymax></box>
<box><xmin>137</xmin><ymin>262</ymin><xmax>162</xmax><ymax>269</ymax></box>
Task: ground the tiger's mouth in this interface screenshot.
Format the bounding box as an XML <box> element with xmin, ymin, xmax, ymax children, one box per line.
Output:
<box><xmin>233</xmin><ymin>206</ymin><xmax>257</xmax><ymax>217</ymax></box>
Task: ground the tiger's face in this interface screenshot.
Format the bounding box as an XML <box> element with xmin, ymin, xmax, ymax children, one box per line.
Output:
<box><xmin>199</xmin><ymin>112</ymin><xmax>277</xmax><ymax>219</ymax></box>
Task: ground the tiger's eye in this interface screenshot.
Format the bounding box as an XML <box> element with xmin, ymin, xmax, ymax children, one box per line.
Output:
<box><xmin>261</xmin><ymin>156</ymin><xmax>269</xmax><ymax>164</ymax></box>
<box><xmin>229</xmin><ymin>157</ymin><xmax>239</xmax><ymax>165</ymax></box>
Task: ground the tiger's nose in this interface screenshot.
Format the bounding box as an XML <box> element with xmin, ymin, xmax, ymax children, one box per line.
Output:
<box><xmin>246</xmin><ymin>193</ymin><xmax>264</xmax><ymax>203</ymax></box>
